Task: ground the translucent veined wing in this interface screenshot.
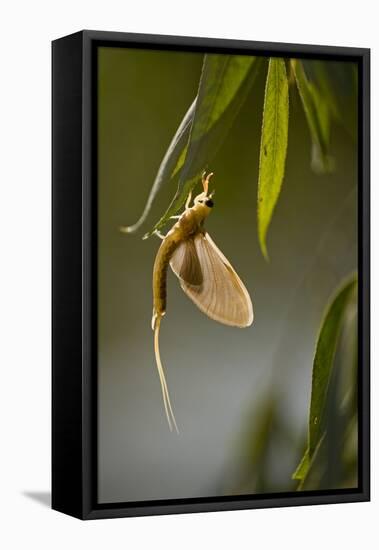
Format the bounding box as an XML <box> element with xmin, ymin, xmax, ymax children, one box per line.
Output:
<box><xmin>170</xmin><ymin>232</ymin><xmax>253</xmax><ymax>327</ymax></box>
<box><xmin>170</xmin><ymin>238</ymin><xmax>203</xmax><ymax>285</ymax></box>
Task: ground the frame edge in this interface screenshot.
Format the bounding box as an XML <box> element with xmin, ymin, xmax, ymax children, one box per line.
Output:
<box><xmin>52</xmin><ymin>30</ymin><xmax>86</xmax><ymax>520</ymax></box>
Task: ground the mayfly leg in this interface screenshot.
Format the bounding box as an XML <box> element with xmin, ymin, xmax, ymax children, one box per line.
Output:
<box><xmin>153</xmin><ymin>230</ymin><xmax>166</xmax><ymax>240</ymax></box>
<box><xmin>185</xmin><ymin>191</ymin><xmax>192</xmax><ymax>210</ymax></box>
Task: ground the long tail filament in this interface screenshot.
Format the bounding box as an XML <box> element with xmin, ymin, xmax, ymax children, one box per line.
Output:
<box><xmin>153</xmin><ymin>315</ymin><xmax>179</xmax><ymax>433</ymax></box>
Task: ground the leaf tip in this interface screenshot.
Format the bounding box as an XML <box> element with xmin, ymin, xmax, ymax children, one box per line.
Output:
<box><xmin>292</xmin><ymin>451</ymin><xmax>309</xmax><ymax>482</ymax></box>
<box><xmin>258</xmin><ymin>222</ymin><xmax>270</xmax><ymax>261</ymax></box>
<box><xmin>262</xmin><ymin>245</ymin><xmax>270</xmax><ymax>262</ymax></box>
<box><xmin>119</xmin><ymin>225</ymin><xmax>133</xmax><ymax>234</ymax></box>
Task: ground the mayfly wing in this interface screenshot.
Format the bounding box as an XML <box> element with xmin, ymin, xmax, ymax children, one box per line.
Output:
<box><xmin>170</xmin><ymin>239</ymin><xmax>203</xmax><ymax>286</ymax></box>
<box><xmin>171</xmin><ymin>232</ymin><xmax>253</xmax><ymax>327</ymax></box>
<box><xmin>190</xmin><ymin>232</ymin><xmax>253</xmax><ymax>327</ymax></box>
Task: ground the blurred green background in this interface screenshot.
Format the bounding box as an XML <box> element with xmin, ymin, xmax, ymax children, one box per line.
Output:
<box><xmin>97</xmin><ymin>47</ymin><xmax>358</xmax><ymax>503</ymax></box>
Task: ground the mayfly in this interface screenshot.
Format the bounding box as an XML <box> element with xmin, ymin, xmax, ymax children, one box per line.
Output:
<box><xmin>151</xmin><ymin>172</ymin><xmax>253</xmax><ymax>432</ymax></box>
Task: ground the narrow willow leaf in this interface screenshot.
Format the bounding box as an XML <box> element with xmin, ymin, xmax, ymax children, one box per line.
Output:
<box><xmin>303</xmin><ymin>61</ymin><xmax>340</xmax><ymax>120</ymax></box>
<box><xmin>146</xmin><ymin>54</ymin><xmax>262</xmax><ymax>237</ymax></box>
<box><xmin>120</xmin><ymin>98</ymin><xmax>196</xmax><ymax>234</ymax></box>
<box><xmin>303</xmin><ymin>60</ymin><xmax>358</xmax><ymax>142</ymax></box>
<box><xmin>291</xmin><ymin>59</ymin><xmax>333</xmax><ymax>174</ymax></box>
<box><xmin>181</xmin><ymin>54</ymin><xmax>257</xmax><ymax>174</ymax></box>
<box><xmin>292</xmin><ymin>274</ymin><xmax>357</xmax><ymax>483</ymax></box>
<box><xmin>225</xmin><ymin>393</ymin><xmax>279</xmax><ymax>494</ymax></box>
<box><xmin>292</xmin><ymin>433</ymin><xmax>326</xmax><ymax>485</ymax></box>
<box><xmin>292</xmin><ymin>449</ymin><xmax>309</xmax><ymax>481</ymax></box>
<box><xmin>257</xmin><ymin>57</ymin><xmax>289</xmax><ymax>260</ymax></box>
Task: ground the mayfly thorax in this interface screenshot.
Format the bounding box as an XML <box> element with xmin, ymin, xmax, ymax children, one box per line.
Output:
<box><xmin>150</xmin><ymin>172</ymin><xmax>254</xmax><ymax>432</ymax></box>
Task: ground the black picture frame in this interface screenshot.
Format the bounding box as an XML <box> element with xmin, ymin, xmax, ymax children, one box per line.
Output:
<box><xmin>52</xmin><ymin>30</ymin><xmax>370</xmax><ymax>520</ymax></box>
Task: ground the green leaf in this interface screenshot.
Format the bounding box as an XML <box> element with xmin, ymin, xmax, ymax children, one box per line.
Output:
<box><xmin>292</xmin><ymin>274</ymin><xmax>357</xmax><ymax>483</ymax></box>
<box><xmin>146</xmin><ymin>54</ymin><xmax>263</xmax><ymax>237</ymax></box>
<box><xmin>257</xmin><ymin>57</ymin><xmax>289</xmax><ymax>260</ymax></box>
<box><xmin>302</xmin><ymin>61</ymin><xmax>340</xmax><ymax>120</ymax></box>
<box><xmin>120</xmin><ymin>98</ymin><xmax>196</xmax><ymax>234</ymax></box>
<box><xmin>291</xmin><ymin>59</ymin><xmax>334</xmax><ymax>174</ymax></box>
<box><xmin>303</xmin><ymin>60</ymin><xmax>358</xmax><ymax>142</ymax></box>
<box><xmin>292</xmin><ymin>451</ymin><xmax>310</xmax><ymax>481</ymax></box>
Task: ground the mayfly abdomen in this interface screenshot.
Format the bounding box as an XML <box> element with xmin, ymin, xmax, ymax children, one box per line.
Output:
<box><xmin>152</xmin><ymin>234</ymin><xmax>180</xmax><ymax>319</ymax></box>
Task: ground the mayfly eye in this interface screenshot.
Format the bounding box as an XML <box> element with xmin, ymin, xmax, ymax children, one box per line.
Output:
<box><xmin>205</xmin><ymin>199</ymin><xmax>214</xmax><ymax>208</ymax></box>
